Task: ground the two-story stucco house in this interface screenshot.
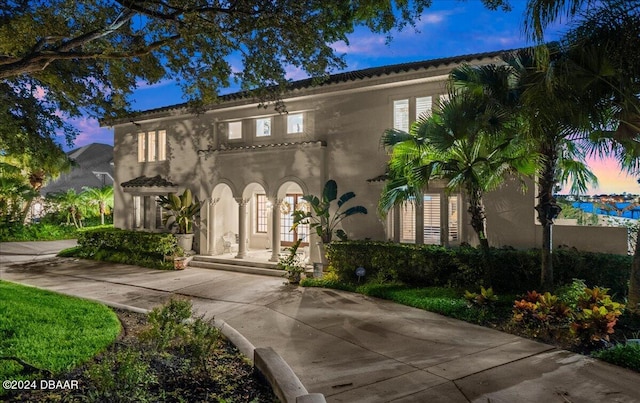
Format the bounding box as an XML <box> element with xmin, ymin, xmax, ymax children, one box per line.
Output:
<box><xmin>109</xmin><ymin>50</ymin><xmax>628</xmax><ymax>264</ymax></box>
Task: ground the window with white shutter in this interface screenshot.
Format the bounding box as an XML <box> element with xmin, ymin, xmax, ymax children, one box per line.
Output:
<box><xmin>400</xmin><ymin>202</ymin><xmax>416</xmax><ymax>243</ymax></box>
<box><xmin>416</xmin><ymin>96</ymin><xmax>433</xmax><ymax>120</ymax></box>
<box><xmin>393</xmin><ymin>99</ymin><xmax>409</xmax><ymax>132</ymax></box>
<box><xmin>423</xmin><ymin>194</ymin><xmax>441</xmax><ymax>245</ymax></box>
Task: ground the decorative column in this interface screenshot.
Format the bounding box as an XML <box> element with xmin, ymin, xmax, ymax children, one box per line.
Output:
<box><xmin>269</xmin><ymin>198</ymin><xmax>282</xmax><ymax>262</ymax></box>
<box><xmin>206</xmin><ymin>198</ymin><xmax>220</xmax><ymax>255</ymax></box>
<box><xmin>235</xmin><ymin>197</ymin><xmax>249</xmax><ymax>259</ymax></box>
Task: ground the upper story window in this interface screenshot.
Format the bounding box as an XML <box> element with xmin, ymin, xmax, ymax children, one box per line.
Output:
<box><xmin>137</xmin><ymin>130</ymin><xmax>167</xmax><ymax>162</ymax></box>
<box><xmin>287</xmin><ymin>113</ymin><xmax>304</xmax><ymax>134</ymax></box>
<box><xmin>256</xmin><ymin>118</ymin><xmax>271</xmax><ymax>137</ymax></box>
<box><xmin>228</xmin><ymin>121</ymin><xmax>242</xmax><ymax>140</ymax></box>
<box><xmin>416</xmin><ymin>96</ymin><xmax>433</xmax><ymax>119</ymax></box>
<box><xmin>393</xmin><ymin>99</ymin><xmax>410</xmax><ymax>132</ymax></box>
<box><xmin>394</xmin><ymin>96</ymin><xmax>433</xmax><ymax>131</ymax></box>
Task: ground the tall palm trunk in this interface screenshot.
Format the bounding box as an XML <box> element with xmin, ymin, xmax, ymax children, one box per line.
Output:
<box><xmin>534</xmin><ymin>142</ymin><xmax>559</xmax><ymax>291</ymax></box>
<box><xmin>467</xmin><ymin>185</ymin><xmax>490</xmax><ymax>252</ymax></box>
<box><xmin>99</xmin><ymin>201</ymin><xmax>105</xmax><ymax>225</ymax></box>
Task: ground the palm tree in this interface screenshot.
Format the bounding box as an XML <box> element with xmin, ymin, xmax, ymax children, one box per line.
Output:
<box><xmin>49</xmin><ymin>189</ymin><xmax>86</xmax><ymax>228</ymax></box>
<box><xmin>524</xmin><ymin>0</ymin><xmax>640</xmax><ymax>312</ymax></box>
<box><xmin>451</xmin><ymin>48</ymin><xmax>600</xmax><ymax>289</ymax></box>
<box><xmin>82</xmin><ymin>186</ymin><xmax>114</xmax><ymax>225</ymax></box>
<box><xmin>380</xmin><ymin>91</ymin><xmax>536</xmax><ymax>252</ymax></box>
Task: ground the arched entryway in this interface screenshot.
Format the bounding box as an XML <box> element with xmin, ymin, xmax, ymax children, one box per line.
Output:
<box><xmin>208</xmin><ymin>183</ymin><xmax>238</xmax><ymax>255</ymax></box>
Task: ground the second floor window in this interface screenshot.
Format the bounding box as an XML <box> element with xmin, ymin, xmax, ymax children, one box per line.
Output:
<box><xmin>394</xmin><ymin>96</ymin><xmax>434</xmax><ymax>132</ymax></box>
<box><xmin>228</xmin><ymin>121</ymin><xmax>242</xmax><ymax>140</ymax></box>
<box><xmin>287</xmin><ymin>113</ymin><xmax>304</xmax><ymax>134</ymax></box>
<box><xmin>256</xmin><ymin>118</ymin><xmax>271</xmax><ymax>137</ymax></box>
<box><xmin>137</xmin><ymin>130</ymin><xmax>167</xmax><ymax>162</ymax></box>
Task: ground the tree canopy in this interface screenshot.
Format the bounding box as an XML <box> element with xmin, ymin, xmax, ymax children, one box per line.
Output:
<box><xmin>0</xmin><ymin>0</ymin><xmax>510</xmax><ymax>156</ymax></box>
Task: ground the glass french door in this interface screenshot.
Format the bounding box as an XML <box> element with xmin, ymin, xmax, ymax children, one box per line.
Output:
<box><xmin>280</xmin><ymin>194</ymin><xmax>309</xmax><ymax>245</ymax></box>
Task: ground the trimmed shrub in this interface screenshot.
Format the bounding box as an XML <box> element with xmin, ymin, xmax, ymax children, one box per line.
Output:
<box><xmin>70</xmin><ymin>228</ymin><xmax>178</xmax><ymax>270</ymax></box>
<box><xmin>327</xmin><ymin>241</ymin><xmax>631</xmax><ymax>295</ymax></box>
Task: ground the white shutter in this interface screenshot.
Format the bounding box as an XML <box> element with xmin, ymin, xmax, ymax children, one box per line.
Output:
<box><xmin>400</xmin><ymin>202</ymin><xmax>416</xmax><ymax>243</ymax></box>
<box><xmin>137</xmin><ymin>133</ymin><xmax>146</xmax><ymax>162</ymax></box>
<box><xmin>393</xmin><ymin>99</ymin><xmax>409</xmax><ymax>131</ymax></box>
<box><xmin>416</xmin><ymin>96</ymin><xmax>432</xmax><ymax>119</ymax></box>
<box><xmin>157</xmin><ymin>130</ymin><xmax>167</xmax><ymax>161</ymax></box>
<box><xmin>147</xmin><ymin>131</ymin><xmax>156</xmax><ymax>162</ymax></box>
<box><xmin>423</xmin><ymin>194</ymin><xmax>441</xmax><ymax>245</ymax></box>
<box><xmin>448</xmin><ymin>196</ymin><xmax>459</xmax><ymax>243</ymax></box>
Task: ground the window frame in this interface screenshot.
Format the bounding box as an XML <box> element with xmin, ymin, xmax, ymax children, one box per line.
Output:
<box><xmin>287</xmin><ymin>113</ymin><xmax>304</xmax><ymax>134</ymax></box>
<box><xmin>137</xmin><ymin>130</ymin><xmax>167</xmax><ymax>162</ymax></box>
<box><xmin>228</xmin><ymin>121</ymin><xmax>243</xmax><ymax>140</ymax></box>
<box><xmin>255</xmin><ymin>117</ymin><xmax>272</xmax><ymax>137</ymax></box>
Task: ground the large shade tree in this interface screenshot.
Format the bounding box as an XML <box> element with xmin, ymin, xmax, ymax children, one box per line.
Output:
<box><xmin>0</xmin><ymin>0</ymin><xmax>510</xmax><ymax>155</ymax></box>
<box><xmin>380</xmin><ymin>90</ymin><xmax>536</xmax><ymax>251</ymax></box>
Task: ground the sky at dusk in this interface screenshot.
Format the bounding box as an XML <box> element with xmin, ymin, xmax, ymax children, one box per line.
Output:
<box><xmin>63</xmin><ymin>0</ymin><xmax>638</xmax><ymax>195</ymax></box>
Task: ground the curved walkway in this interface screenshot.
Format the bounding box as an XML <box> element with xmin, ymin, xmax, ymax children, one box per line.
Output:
<box><xmin>1</xmin><ymin>246</ymin><xmax>640</xmax><ymax>402</ymax></box>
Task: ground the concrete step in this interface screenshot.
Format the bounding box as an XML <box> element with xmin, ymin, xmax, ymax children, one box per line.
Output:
<box><xmin>189</xmin><ymin>255</ymin><xmax>285</xmax><ymax>278</ymax></box>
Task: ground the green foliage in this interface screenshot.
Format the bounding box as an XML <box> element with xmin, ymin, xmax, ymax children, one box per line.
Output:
<box><xmin>292</xmin><ymin>179</ymin><xmax>367</xmax><ymax>242</ymax></box>
<box><xmin>327</xmin><ymin>241</ymin><xmax>631</xmax><ymax>296</ymax></box>
<box><xmin>140</xmin><ymin>298</ymin><xmax>193</xmax><ymax>351</ymax></box>
<box><xmin>571</xmin><ymin>287</ymin><xmax>625</xmax><ymax>344</ymax></box>
<box><xmin>66</xmin><ymin>228</ymin><xmax>178</xmax><ymax>269</ymax></box>
<box><xmin>0</xmin><ymin>281</ymin><xmax>120</xmax><ymax>388</ymax></box>
<box><xmin>158</xmin><ymin>189</ymin><xmax>203</xmax><ymax>234</ymax></box>
<box><xmin>512</xmin><ymin>290</ymin><xmax>573</xmax><ymax>339</ymax></box>
<box><xmin>464</xmin><ymin>286</ymin><xmax>498</xmax><ymax>307</ymax></box>
<box><xmin>85</xmin><ymin>349</ymin><xmax>157</xmax><ymax>403</ymax></box>
<box><xmin>0</xmin><ymin>222</ymin><xmax>80</xmax><ymax>241</ymax></box>
<box><xmin>593</xmin><ymin>342</ymin><xmax>640</xmax><ymax>372</ymax></box>
<box><xmin>277</xmin><ymin>238</ymin><xmax>305</xmax><ymax>282</ymax></box>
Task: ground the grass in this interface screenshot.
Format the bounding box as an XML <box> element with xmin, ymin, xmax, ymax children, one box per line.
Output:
<box><xmin>0</xmin><ymin>280</ymin><xmax>121</xmax><ymax>392</ymax></box>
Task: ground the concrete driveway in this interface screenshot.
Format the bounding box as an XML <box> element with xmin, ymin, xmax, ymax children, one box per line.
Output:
<box><xmin>1</xmin><ymin>244</ymin><xmax>640</xmax><ymax>402</ymax></box>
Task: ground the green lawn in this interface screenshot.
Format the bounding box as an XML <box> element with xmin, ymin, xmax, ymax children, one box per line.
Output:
<box><xmin>0</xmin><ymin>281</ymin><xmax>121</xmax><ymax>391</ymax></box>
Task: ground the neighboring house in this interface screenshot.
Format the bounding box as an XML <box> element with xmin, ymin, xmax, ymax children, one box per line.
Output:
<box><xmin>108</xmin><ymin>50</ymin><xmax>627</xmax><ymax>260</ymax></box>
<box><xmin>41</xmin><ymin>143</ymin><xmax>115</xmax><ymax>195</ymax></box>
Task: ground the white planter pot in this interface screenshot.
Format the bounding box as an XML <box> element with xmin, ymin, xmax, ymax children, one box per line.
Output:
<box><xmin>176</xmin><ymin>233</ymin><xmax>195</xmax><ymax>253</ymax></box>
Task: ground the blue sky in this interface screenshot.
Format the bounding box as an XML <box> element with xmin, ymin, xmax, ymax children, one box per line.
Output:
<box><xmin>64</xmin><ymin>0</ymin><xmax>638</xmax><ymax>194</ymax></box>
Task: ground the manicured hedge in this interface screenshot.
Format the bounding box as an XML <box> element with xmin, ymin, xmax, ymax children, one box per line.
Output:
<box><xmin>327</xmin><ymin>241</ymin><xmax>631</xmax><ymax>297</ymax></box>
<box><xmin>77</xmin><ymin>228</ymin><xmax>178</xmax><ymax>259</ymax></box>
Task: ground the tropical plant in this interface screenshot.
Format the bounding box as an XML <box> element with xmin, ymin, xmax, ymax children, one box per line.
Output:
<box><xmin>380</xmin><ymin>90</ymin><xmax>536</xmax><ymax>251</ymax></box>
<box><xmin>47</xmin><ymin>189</ymin><xmax>88</xmax><ymax>229</ymax></box>
<box><xmin>524</xmin><ymin>0</ymin><xmax>640</xmax><ymax>313</ymax></box>
<box><xmin>451</xmin><ymin>48</ymin><xmax>602</xmax><ymax>288</ymax></box>
<box><xmin>292</xmin><ymin>179</ymin><xmax>367</xmax><ymax>243</ymax></box>
<box><xmin>277</xmin><ymin>238</ymin><xmax>306</xmax><ymax>283</ymax></box>
<box><xmin>82</xmin><ymin>186</ymin><xmax>114</xmax><ymax>225</ymax></box>
<box><xmin>158</xmin><ymin>188</ymin><xmax>203</xmax><ymax>234</ymax></box>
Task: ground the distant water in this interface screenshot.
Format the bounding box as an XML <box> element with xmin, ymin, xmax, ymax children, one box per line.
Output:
<box><xmin>572</xmin><ymin>202</ymin><xmax>640</xmax><ymax>219</ymax></box>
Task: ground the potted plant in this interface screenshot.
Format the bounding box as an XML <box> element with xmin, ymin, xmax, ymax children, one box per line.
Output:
<box><xmin>277</xmin><ymin>239</ymin><xmax>305</xmax><ymax>284</ymax></box>
<box><xmin>292</xmin><ymin>179</ymin><xmax>367</xmax><ymax>268</ymax></box>
<box><xmin>158</xmin><ymin>188</ymin><xmax>203</xmax><ymax>253</ymax></box>
<box><xmin>173</xmin><ymin>247</ymin><xmax>187</xmax><ymax>270</ymax></box>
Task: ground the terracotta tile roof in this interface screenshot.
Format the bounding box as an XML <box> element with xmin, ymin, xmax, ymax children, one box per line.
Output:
<box><xmin>215</xmin><ymin>140</ymin><xmax>325</xmax><ymax>152</ymax></box>
<box><xmin>121</xmin><ymin>49</ymin><xmax>509</xmax><ymax>119</ymax></box>
<box><xmin>366</xmin><ymin>173</ymin><xmax>389</xmax><ymax>183</ymax></box>
<box><xmin>121</xmin><ymin>175</ymin><xmax>177</xmax><ymax>188</ymax></box>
